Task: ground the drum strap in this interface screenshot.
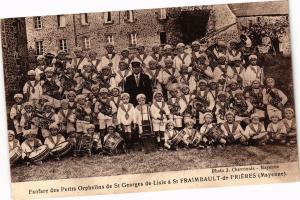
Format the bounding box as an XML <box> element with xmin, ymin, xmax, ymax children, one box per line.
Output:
<box><xmin>137</xmin><ymin>105</ymin><xmax>150</xmax><ymax>121</ymax></box>
<box><xmin>224</xmin><ymin>122</ymin><xmax>238</xmax><ymax>135</ymax></box>
<box><xmin>112</xmin><ymin>97</ymin><xmax>121</xmax><ymax>108</ymax></box>
<box><xmin>153</xmin><ymin>101</ymin><xmax>166</xmax><ymax>114</ymax></box>
<box><xmin>249</xmin><ymin>123</ymin><xmax>262</xmax><ymax>134</ymax></box>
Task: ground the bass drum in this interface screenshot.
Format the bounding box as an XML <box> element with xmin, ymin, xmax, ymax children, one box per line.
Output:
<box><xmin>103</xmin><ymin>133</ymin><xmax>124</xmax><ymax>155</ymax></box>
<box><xmin>9</xmin><ymin>147</ymin><xmax>22</xmax><ymax>165</ymax></box>
<box><xmin>51</xmin><ymin>141</ymin><xmax>73</xmax><ymax>157</ymax></box>
<box><xmin>29</xmin><ymin>145</ymin><xmax>50</xmax><ymax>162</ymax></box>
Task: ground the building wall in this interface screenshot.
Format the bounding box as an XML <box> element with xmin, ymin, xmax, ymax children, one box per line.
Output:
<box><xmin>25</xmin><ymin>9</ymin><xmax>166</xmax><ymax>57</ymax></box>
<box><xmin>25</xmin><ymin>15</ymin><xmax>76</xmax><ymax>54</ymax></box>
<box><xmin>25</xmin><ymin>5</ymin><xmax>240</xmax><ymax>57</ymax></box>
<box><xmin>1</xmin><ymin>18</ymin><xmax>28</xmax><ymax>104</ymax></box>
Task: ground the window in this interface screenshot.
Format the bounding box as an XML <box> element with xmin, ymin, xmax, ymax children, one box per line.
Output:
<box><xmin>160</xmin><ymin>32</ymin><xmax>167</xmax><ymax>44</ymax></box>
<box><xmin>33</xmin><ymin>16</ymin><xmax>42</xmax><ymax>29</ymax></box>
<box><xmin>1</xmin><ymin>21</ymin><xmax>7</xmax><ymax>47</ymax></box>
<box><xmin>57</xmin><ymin>15</ymin><xmax>66</xmax><ymax>28</ymax></box>
<box><xmin>106</xmin><ymin>35</ymin><xmax>114</xmax><ymax>45</ymax></box>
<box><xmin>80</xmin><ymin>13</ymin><xmax>89</xmax><ymax>25</ymax></box>
<box><xmin>159</xmin><ymin>8</ymin><xmax>167</xmax><ymax>19</ymax></box>
<box><xmin>84</xmin><ymin>37</ymin><xmax>91</xmax><ymax>49</ymax></box>
<box><xmin>125</xmin><ymin>10</ymin><xmax>134</xmax><ymax>22</ymax></box>
<box><xmin>35</xmin><ymin>41</ymin><xmax>44</xmax><ymax>55</ymax></box>
<box><xmin>129</xmin><ymin>32</ymin><xmax>137</xmax><ymax>47</ymax></box>
<box><xmin>104</xmin><ymin>12</ymin><xmax>113</xmax><ymax>23</ymax></box>
<box><xmin>59</xmin><ymin>39</ymin><xmax>68</xmax><ymax>52</ymax></box>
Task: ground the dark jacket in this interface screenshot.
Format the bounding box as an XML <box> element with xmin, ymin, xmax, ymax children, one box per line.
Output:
<box><xmin>124</xmin><ymin>73</ymin><xmax>153</xmax><ymax>106</ymax></box>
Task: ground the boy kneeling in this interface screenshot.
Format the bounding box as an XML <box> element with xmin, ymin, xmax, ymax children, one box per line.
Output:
<box><xmin>164</xmin><ymin>120</ymin><xmax>181</xmax><ymax>150</ymax></box>
<box><xmin>220</xmin><ymin>111</ymin><xmax>245</xmax><ymax>144</ymax></box>
<box><xmin>243</xmin><ymin>113</ymin><xmax>268</xmax><ymax>145</ymax></box>
<box><xmin>267</xmin><ymin>113</ymin><xmax>287</xmax><ymax>144</ymax></box>
<box><xmin>181</xmin><ymin>119</ymin><xmax>202</xmax><ymax>148</ymax></box>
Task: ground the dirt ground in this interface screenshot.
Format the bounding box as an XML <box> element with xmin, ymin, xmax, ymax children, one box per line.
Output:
<box><xmin>10</xmin><ymin>144</ymin><xmax>298</xmax><ymax>182</ymax></box>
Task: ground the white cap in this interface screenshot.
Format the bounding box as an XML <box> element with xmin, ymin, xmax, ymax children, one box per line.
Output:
<box><xmin>121</xmin><ymin>92</ymin><xmax>130</xmax><ymax>99</ymax></box>
<box><xmin>249</xmin><ymin>54</ymin><xmax>258</xmax><ymax>60</ymax></box>
<box><xmin>176</xmin><ymin>43</ymin><xmax>185</xmax><ymax>48</ymax></box>
<box><xmin>99</xmin><ymin>88</ymin><xmax>109</xmax><ymax>93</ymax></box>
<box><xmin>36</xmin><ymin>55</ymin><xmax>44</xmax><ymax>60</ymax></box>
<box><xmin>136</xmin><ymin>93</ymin><xmax>146</xmax><ymax>100</ymax></box>
<box><xmin>27</xmin><ymin>70</ymin><xmax>36</xmax><ymax>76</ymax></box>
<box><xmin>163</xmin><ymin>44</ymin><xmax>172</xmax><ymax>50</ymax></box>
<box><xmin>191</xmin><ymin>41</ymin><xmax>200</xmax><ymax>46</ymax></box>
<box><xmin>14</xmin><ymin>93</ymin><xmax>23</xmax><ymax>99</ymax></box>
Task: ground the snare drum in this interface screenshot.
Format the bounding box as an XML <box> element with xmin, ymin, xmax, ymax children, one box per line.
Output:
<box><xmin>29</xmin><ymin>145</ymin><xmax>50</xmax><ymax>162</ymax></box>
<box><xmin>103</xmin><ymin>133</ymin><xmax>124</xmax><ymax>154</ymax></box>
<box><xmin>9</xmin><ymin>147</ymin><xmax>22</xmax><ymax>165</ymax></box>
<box><xmin>170</xmin><ymin>131</ymin><xmax>185</xmax><ymax>145</ymax></box>
<box><xmin>51</xmin><ymin>141</ymin><xmax>73</xmax><ymax>157</ymax></box>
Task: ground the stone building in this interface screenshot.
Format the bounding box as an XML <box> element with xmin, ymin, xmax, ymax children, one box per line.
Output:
<box><xmin>24</xmin><ymin>5</ymin><xmax>239</xmax><ymax>56</ymax></box>
<box><xmin>1</xmin><ymin>18</ymin><xmax>28</xmax><ymax>104</ymax></box>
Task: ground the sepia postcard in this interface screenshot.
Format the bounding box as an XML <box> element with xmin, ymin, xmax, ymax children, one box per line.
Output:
<box><xmin>0</xmin><ymin>0</ymin><xmax>299</xmax><ymax>199</ymax></box>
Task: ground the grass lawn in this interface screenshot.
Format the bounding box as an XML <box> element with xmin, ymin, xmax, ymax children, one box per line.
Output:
<box><xmin>11</xmin><ymin>144</ymin><xmax>298</xmax><ymax>183</ymax></box>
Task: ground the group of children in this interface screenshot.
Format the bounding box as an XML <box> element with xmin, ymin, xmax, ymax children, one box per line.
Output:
<box><xmin>8</xmin><ymin>39</ymin><xmax>297</xmax><ymax>166</ymax></box>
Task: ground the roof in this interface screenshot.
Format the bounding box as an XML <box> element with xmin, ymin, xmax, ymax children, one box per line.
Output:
<box><xmin>228</xmin><ymin>1</ymin><xmax>289</xmax><ymax>17</ymax></box>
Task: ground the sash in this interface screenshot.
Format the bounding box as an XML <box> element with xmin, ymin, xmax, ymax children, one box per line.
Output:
<box><xmin>269</xmin><ymin>123</ymin><xmax>281</xmax><ymax>134</ymax></box>
<box><xmin>232</xmin><ymin>66</ymin><xmax>244</xmax><ymax>75</ymax></box>
<box><xmin>91</xmin><ymin>59</ymin><xmax>101</xmax><ymax>69</ymax></box>
<box><xmin>150</xmin><ymin>54</ymin><xmax>162</xmax><ymax>62</ymax></box>
<box><xmin>249</xmin><ymin>123</ymin><xmax>262</xmax><ymax>134</ymax></box>
<box><xmin>26</xmin><ymin>80</ymin><xmax>39</xmax><ymax>94</ymax></box>
<box><xmin>282</xmin><ymin>118</ymin><xmax>296</xmax><ymax>133</ymax></box>
<box><xmin>25</xmin><ymin>138</ymin><xmax>40</xmax><ymax>151</ymax></box>
<box><xmin>218</xmin><ymin>65</ymin><xmax>229</xmax><ymax>75</ymax></box>
<box><xmin>180</xmin><ymin>74</ymin><xmax>191</xmax><ymax>85</ymax></box>
<box><xmin>112</xmin><ymin>97</ymin><xmax>121</xmax><ymax>108</ymax></box>
<box><xmin>117</xmin><ymin>70</ymin><xmax>129</xmax><ymax>80</ymax></box>
<box><xmin>59</xmin><ymin>109</ymin><xmax>73</xmax><ymax>121</ymax></box>
<box><xmin>182</xmin><ymin>94</ymin><xmax>193</xmax><ymax>105</ymax></box>
<box><xmin>136</xmin><ymin>54</ymin><xmax>148</xmax><ymax>64</ymax></box>
<box><xmin>153</xmin><ymin>101</ymin><xmax>166</xmax><ymax>118</ymax></box>
<box><xmin>119</xmin><ymin>103</ymin><xmax>132</xmax><ymax>120</ymax></box>
<box><xmin>177</xmin><ymin>53</ymin><xmax>189</xmax><ymax>65</ymax></box>
<box><xmin>224</xmin><ymin>122</ymin><xmax>238</xmax><ymax>135</ymax></box>
<box><xmin>163</xmin><ymin>68</ymin><xmax>176</xmax><ymax>77</ymax></box>
<box><xmin>249</xmin><ymin>66</ymin><xmax>260</xmax><ymax>78</ymax></box>
<box><xmin>75</xmin><ymin>57</ymin><xmax>84</xmax><ymax>69</ymax></box>
<box><xmin>48</xmin><ymin>134</ymin><xmax>62</xmax><ymax>146</ymax></box>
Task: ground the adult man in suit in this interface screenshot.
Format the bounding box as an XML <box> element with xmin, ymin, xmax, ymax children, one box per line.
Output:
<box><xmin>124</xmin><ymin>61</ymin><xmax>152</xmax><ymax>106</ymax></box>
